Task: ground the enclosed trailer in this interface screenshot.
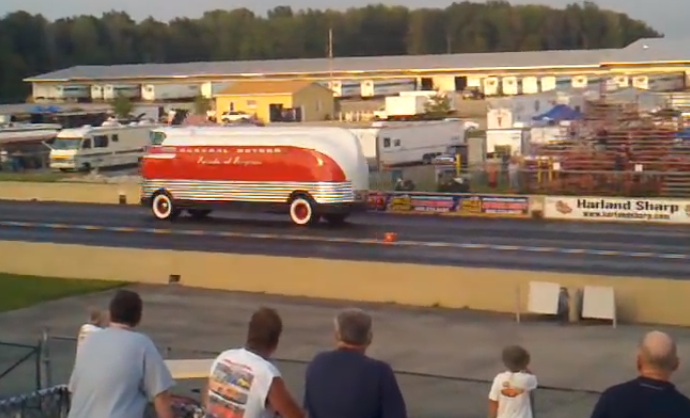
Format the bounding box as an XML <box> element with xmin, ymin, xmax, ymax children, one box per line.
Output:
<box><xmin>141</xmin><ymin>83</ymin><xmax>201</xmax><ymax>101</ymax></box>
<box><xmin>201</xmin><ymin>82</ymin><xmax>232</xmax><ymax>99</ymax></box>
<box><xmin>104</xmin><ymin>84</ymin><xmax>141</xmax><ymax>100</ymax></box>
<box><xmin>360</xmin><ymin>79</ymin><xmax>417</xmax><ymax>98</ymax></box>
<box><xmin>90</xmin><ymin>85</ymin><xmax>104</xmax><ymax>101</ymax></box>
<box><xmin>376</xmin><ymin>121</ymin><xmax>467</xmax><ymax>166</ymax></box>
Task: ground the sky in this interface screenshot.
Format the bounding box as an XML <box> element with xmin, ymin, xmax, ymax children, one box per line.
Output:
<box><xmin>1</xmin><ymin>0</ymin><xmax>688</xmax><ymax>38</ymax></box>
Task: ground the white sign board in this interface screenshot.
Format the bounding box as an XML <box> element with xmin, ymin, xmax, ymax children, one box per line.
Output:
<box><xmin>543</xmin><ymin>196</ymin><xmax>690</xmax><ymax>224</ymax></box>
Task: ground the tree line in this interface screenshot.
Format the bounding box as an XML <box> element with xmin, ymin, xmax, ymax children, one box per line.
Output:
<box><xmin>0</xmin><ymin>1</ymin><xmax>660</xmax><ymax>101</ymax></box>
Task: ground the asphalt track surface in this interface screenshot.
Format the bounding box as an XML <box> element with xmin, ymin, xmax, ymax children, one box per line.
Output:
<box><xmin>0</xmin><ymin>200</ymin><xmax>688</xmax><ymax>278</ymax></box>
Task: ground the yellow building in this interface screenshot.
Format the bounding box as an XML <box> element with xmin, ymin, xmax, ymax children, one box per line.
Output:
<box><xmin>214</xmin><ymin>81</ymin><xmax>334</xmax><ymax>123</ymax></box>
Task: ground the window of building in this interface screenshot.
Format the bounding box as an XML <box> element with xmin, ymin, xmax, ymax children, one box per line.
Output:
<box><xmin>111</xmin><ymin>134</ymin><xmax>119</xmax><ymax>142</ymax></box>
<box><xmin>393</xmin><ymin>139</ymin><xmax>401</xmax><ymax>147</ymax></box>
<box><xmin>383</xmin><ymin>137</ymin><xmax>391</xmax><ymax>148</ymax></box>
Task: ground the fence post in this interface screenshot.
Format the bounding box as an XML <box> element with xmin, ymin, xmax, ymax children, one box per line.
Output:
<box><xmin>35</xmin><ymin>336</ymin><xmax>43</xmax><ymax>390</ymax></box>
<box><xmin>41</xmin><ymin>328</ymin><xmax>53</xmax><ymax>388</ymax></box>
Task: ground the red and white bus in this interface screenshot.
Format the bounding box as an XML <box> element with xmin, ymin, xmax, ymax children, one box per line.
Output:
<box><xmin>140</xmin><ymin>126</ymin><xmax>370</xmax><ymax>225</ymax></box>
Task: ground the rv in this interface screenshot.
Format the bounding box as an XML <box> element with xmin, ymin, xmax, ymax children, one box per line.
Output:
<box><xmin>48</xmin><ymin>120</ymin><xmax>157</xmax><ymax>171</ymax></box>
<box><xmin>103</xmin><ymin>84</ymin><xmax>141</xmax><ymax>100</ymax></box>
<box><xmin>351</xmin><ymin>120</ymin><xmax>470</xmax><ymax>167</ymax></box>
<box><xmin>141</xmin><ymin>84</ymin><xmax>201</xmax><ymax>101</ymax></box>
<box><xmin>322</xmin><ymin>80</ymin><xmax>361</xmax><ymax>98</ymax></box>
<box><xmin>141</xmin><ymin>126</ymin><xmax>369</xmax><ymax>225</ymax></box>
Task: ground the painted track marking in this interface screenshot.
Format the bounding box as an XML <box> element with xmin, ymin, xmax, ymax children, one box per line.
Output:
<box><xmin>0</xmin><ymin>220</ymin><xmax>686</xmax><ymax>260</ymax></box>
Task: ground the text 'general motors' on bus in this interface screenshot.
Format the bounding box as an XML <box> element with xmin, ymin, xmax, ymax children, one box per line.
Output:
<box><xmin>140</xmin><ymin>126</ymin><xmax>370</xmax><ymax>226</ymax></box>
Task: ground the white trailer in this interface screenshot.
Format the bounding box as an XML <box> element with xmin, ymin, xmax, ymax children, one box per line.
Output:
<box><xmin>632</xmin><ymin>73</ymin><xmax>686</xmax><ymax>91</ymax></box>
<box><xmin>91</xmin><ymin>85</ymin><xmax>104</xmax><ymax>101</ymax></box>
<box><xmin>32</xmin><ymin>84</ymin><xmax>89</xmax><ymax>101</ymax></box>
<box><xmin>323</xmin><ymin>80</ymin><xmax>361</xmax><ymax>98</ymax></box>
<box><xmin>201</xmin><ymin>82</ymin><xmax>232</xmax><ymax>99</ymax></box>
<box><xmin>360</xmin><ymin>79</ymin><xmax>417</xmax><ymax>98</ymax></box>
<box><xmin>141</xmin><ymin>83</ymin><xmax>201</xmax><ymax>101</ymax></box>
<box><xmin>358</xmin><ymin>120</ymin><xmax>467</xmax><ymax>166</ymax></box>
<box><xmin>48</xmin><ymin>120</ymin><xmax>158</xmax><ymax>171</ymax></box>
<box><xmin>104</xmin><ymin>84</ymin><xmax>141</xmax><ymax>100</ymax></box>
<box><xmin>373</xmin><ymin>96</ymin><xmax>427</xmax><ymax>121</ymax></box>
<box><xmin>32</xmin><ymin>84</ymin><xmax>54</xmax><ymax>101</ymax></box>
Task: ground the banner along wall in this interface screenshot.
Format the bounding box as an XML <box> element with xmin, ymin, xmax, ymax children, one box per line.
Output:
<box><xmin>543</xmin><ymin>196</ymin><xmax>690</xmax><ymax>224</ymax></box>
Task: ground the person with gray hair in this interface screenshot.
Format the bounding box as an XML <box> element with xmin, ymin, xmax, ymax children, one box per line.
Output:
<box><xmin>303</xmin><ymin>308</ymin><xmax>407</xmax><ymax>418</ymax></box>
<box><xmin>590</xmin><ymin>330</ymin><xmax>690</xmax><ymax>418</ymax></box>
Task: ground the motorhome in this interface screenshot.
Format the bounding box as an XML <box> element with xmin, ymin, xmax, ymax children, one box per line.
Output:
<box><xmin>141</xmin><ymin>126</ymin><xmax>369</xmax><ymax>225</ymax></box>
<box><xmin>350</xmin><ymin>120</ymin><xmax>471</xmax><ymax>167</ymax></box>
<box><xmin>48</xmin><ymin>120</ymin><xmax>157</xmax><ymax>171</ymax></box>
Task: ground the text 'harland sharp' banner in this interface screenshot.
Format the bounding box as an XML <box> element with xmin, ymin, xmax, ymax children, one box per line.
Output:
<box><xmin>543</xmin><ymin>196</ymin><xmax>690</xmax><ymax>223</ymax></box>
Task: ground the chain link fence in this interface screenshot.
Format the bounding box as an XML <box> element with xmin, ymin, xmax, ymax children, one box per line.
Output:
<box><xmin>1</xmin><ymin>333</ymin><xmax>602</xmax><ymax>418</ymax></box>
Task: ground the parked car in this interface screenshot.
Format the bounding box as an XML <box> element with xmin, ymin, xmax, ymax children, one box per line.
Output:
<box><xmin>220</xmin><ymin>111</ymin><xmax>250</xmax><ymax>123</ymax></box>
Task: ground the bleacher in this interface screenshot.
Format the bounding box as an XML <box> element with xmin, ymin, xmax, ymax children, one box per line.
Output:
<box><xmin>522</xmin><ymin>95</ymin><xmax>690</xmax><ymax>197</ymax></box>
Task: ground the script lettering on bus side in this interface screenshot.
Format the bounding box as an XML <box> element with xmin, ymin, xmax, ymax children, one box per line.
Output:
<box><xmin>197</xmin><ymin>156</ymin><xmax>262</xmax><ymax>166</ymax></box>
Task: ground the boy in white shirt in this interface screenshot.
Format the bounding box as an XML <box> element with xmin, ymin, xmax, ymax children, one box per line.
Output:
<box><xmin>488</xmin><ymin>345</ymin><xmax>538</xmax><ymax>418</ymax></box>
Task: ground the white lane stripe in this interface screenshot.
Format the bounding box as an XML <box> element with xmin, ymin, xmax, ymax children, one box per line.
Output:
<box><xmin>0</xmin><ymin>221</ymin><xmax>687</xmax><ymax>260</ymax></box>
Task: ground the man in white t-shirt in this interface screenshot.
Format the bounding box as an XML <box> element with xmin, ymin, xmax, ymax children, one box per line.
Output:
<box><xmin>203</xmin><ymin>307</ymin><xmax>303</xmax><ymax>418</ymax></box>
<box><xmin>76</xmin><ymin>308</ymin><xmax>108</xmax><ymax>354</ymax></box>
<box><xmin>488</xmin><ymin>345</ymin><xmax>538</xmax><ymax>418</ymax></box>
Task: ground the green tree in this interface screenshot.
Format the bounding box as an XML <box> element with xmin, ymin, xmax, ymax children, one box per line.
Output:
<box><xmin>0</xmin><ymin>5</ymin><xmax>661</xmax><ymax>101</ymax></box>
<box><xmin>112</xmin><ymin>95</ymin><xmax>133</xmax><ymax>119</ymax></box>
<box><xmin>425</xmin><ymin>93</ymin><xmax>452</xmax><ymax>117</ymax></box>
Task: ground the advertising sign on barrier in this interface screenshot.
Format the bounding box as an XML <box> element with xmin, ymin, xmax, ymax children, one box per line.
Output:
<box><xmin>452</xmin><ymin>195</ymin><xmax>530</xmax><ymax>218</ymax></box>
<box><xmin>543</xmin><ymin>196</ymin><xmax>690</xmax><ymax>224</ymax></box>
<box><xmin>366</xmin><ymin>192</ymin><xmax>531</xmax><ymax>218</ymax></box>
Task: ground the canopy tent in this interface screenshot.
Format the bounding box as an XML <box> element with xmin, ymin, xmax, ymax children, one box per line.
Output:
<box><xmin>28</xmin><ymin>105</ymin><xmax>62</xmax><ymax>114</ymax></box>
<box><xmin>532</xmin><ymin>104</ymin><xmax>582</xmax><ymax>122</ymax></box>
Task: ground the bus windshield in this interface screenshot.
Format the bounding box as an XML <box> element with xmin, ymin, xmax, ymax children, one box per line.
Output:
<box><xmin>52</xmin><ymin>137</ymin><xmax>83</xmax><ymax>150</ymax></box>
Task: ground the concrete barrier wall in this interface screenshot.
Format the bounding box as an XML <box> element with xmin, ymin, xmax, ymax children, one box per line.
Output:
<box><xmin>2</xmin><ymin>240</ymin><xmax>689</xmax><ymax>326</ymax></box>
<box><xmin>0</xmin><ymin>182</ymin><xmax>139</xmax><ymax>205</ymax></box>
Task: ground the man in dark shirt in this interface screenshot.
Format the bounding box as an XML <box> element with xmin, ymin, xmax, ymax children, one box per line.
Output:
<box><xmin>303</xmin><ymin>308</ymin><xmax>407</xmax><ymax>418</ymax></box>
<box><xmin>590</xmin><ymin>330</ymin><xmax>690</xmax><ymax>418</ymax></box>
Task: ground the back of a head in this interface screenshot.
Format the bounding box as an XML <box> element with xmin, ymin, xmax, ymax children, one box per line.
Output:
<box><xmin>335</xmin><ymin>308</ymin><xmax>372</xmax><ymax>347</ymax></box>
<box><xmin>246</xmin><ymin>307</ymin><xmax>283</xmax><ymax>352</ymax></box>
<box><xmin>502</xmin><ymin>345</ymin><xmax>531</xmax><ymax>373</ymax></box>
<box><xmin>109</xmin><ymin>290</ymin><xmax>143</xmax><ymax>327</ymax></box>
<box><xmin>639</xmin><ymin>331</ymin><xmax>678</xmax><ymax>374</ymax></box>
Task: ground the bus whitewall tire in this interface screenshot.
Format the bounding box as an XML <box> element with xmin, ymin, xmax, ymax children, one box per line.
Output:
<box><xmin>151</xmin><ymin>192</ymin><xmax>179</xmax><ymax>221</ymax></box>
<box><xmin>289</xmin><ymin>196</ymin><xmax>317</xmax><ymax>226</ymax></box>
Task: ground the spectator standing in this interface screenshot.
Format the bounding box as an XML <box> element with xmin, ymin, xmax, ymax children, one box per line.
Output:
<box><xmin>488</xmin><ymin>345</ymin><xmax>537</xmax><ymax>418</ymax></box>
<box><xmin>67</xmin><ymin>290</ymin><xmax>175</xmax><ymax>418</ymax></box>
<box><xmin>303</xmin><ymin>308</ymin><xmax>407</xmax><ymax>418</ymax></box>
<box><xmin>76</xmin><ymin>307</ymin><xmax>108</xmax><ymax>354</ymax></box>
<box><xmin>590</xmin><ymin>330</ymin><xmax>690</xmax><ymax>418</ymax></box>
<box><xmin>203</xmin><ymin>307</ymin><xmax>303</xmax><ymax>418</ymax></box>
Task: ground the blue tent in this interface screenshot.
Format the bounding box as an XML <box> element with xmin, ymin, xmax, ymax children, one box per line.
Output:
<box><xmin>28</xmin><ymin>105</ymin><xmax>61</xmax><ymax>114</ymax></box>
<box><xmin>676</xmin><ymin>128</ymin><xmax>690</xmax><ymax>141</ymax></box>
<box><xmin>532</xmin><ymin>104</ymin><xmax>582</xmax><ymax>122</ymax></box>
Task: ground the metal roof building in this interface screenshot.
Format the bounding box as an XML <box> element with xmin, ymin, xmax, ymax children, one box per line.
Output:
<box><xmin>25</xmin><ymin>48</ymin><xmax>619</xmax><ymax>83</ymax></box>
<box><xmin>22</xmin><ymin>37</ymin><xmax>689</xmax><ymax>84</ymax></box>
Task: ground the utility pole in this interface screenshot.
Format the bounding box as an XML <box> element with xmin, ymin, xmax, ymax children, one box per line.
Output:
<box><xmin>328</xmin><ymin>28</ymin><xmax>334</xmax><ymax>86</ymax></box>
